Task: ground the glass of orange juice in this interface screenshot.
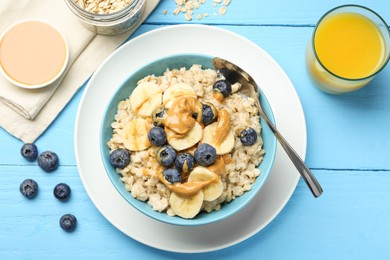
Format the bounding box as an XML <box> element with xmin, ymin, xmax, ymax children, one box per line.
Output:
<box><xmin>306</xmin><ymin>5</ymin><xmax>390</xmax><ymax>94</ymax></box>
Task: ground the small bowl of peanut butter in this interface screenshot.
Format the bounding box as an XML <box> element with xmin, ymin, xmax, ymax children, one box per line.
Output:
<box><xmin>99</xmin><ymin>54</ymin><xmax>277</xmax><ymax>226</ymax></box>
<box><xmin>0</xmin><ymin>20</ymin><xmax>69</xmax><ymax>89</ymax></box>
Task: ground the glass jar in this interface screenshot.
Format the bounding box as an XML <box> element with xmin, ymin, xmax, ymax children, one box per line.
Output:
<box><xmin>64</xmin><ymin>0</ymin><xmax>145</xmax><ymax>35</ymax></box>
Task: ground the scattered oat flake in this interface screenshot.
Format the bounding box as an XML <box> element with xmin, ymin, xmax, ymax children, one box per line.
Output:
<box><xmin>163</xmin><ymin>9</ymin><xmax>168</xmax><ymax>15</ymax></box>
<box><xmin>170</xmin><ymin>0</ymin><xmax>232</xmax><ymax>21</ymax></box>
<box><xmin>173</xmin><ymin>7</ymin><xmax>181</xmax><ymax>15</ymax></box>
<box><xmin>219</xmin><ymin>6</ymin><xmax>226</xmax><ymax>15</ymax></box>
<box><xmin>184</xmin><ymin>12</ymin><xmax>193</xmax><ymax>21</ymax></box>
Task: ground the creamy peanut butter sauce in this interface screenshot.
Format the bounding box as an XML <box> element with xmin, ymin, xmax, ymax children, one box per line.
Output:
<box><xmin>156</xmin><ymin>167</ymin><xmax>219</xmax><ymax>197</ymax></box>
<box><xmin>214</xmin><ymin>109</ymin><xmax>231</xmax><ymax>145</ymax></box>
<box><xmin>207</xmin><ymin>157</ymin><xmax>226</xmax><ymax>176</ymax></box>
<box><xmin>164</xmin><ymin>96</ymin><xmax>202</xmax><ymax>136</ymax></box>
<box><xmin>222</xmin><ymin>154</ymin><xmax>232</xmax><ymax>164</ymax></box>
<box><xmin>133</xmin><ymin>96</ymin><xmax>151</xmax><ymax>111</ymax></box>
<box><xmin>213</xmin><ymin>91</ymin><xmax>225</xmax><ymax>102</ymax></box>
<box><xmin>133</xmin><ymin>89</ymin><xmax>163</xmax><ymax>113</ymax></box>
<box><xmin>122</xmin><ymin>118</ymin><xmax>151</xmax><ymax>151</ymax></box>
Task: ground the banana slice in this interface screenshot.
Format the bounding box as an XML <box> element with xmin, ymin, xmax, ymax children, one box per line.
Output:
<box><xmin>201</xmin><ymin>122</ymin><xmax>235</xmax><ymax>155</ymax></box>
<box><xmin>169</xmin><ymin>191</ymin><xmax>204</xmax><ymax>219</ymax></box>
<box><xmin>188</xmin><ymin>166</ymin><xmax>223</xmax><ymax>201</ymax></box>
<box><xmin>120</xmin><ymin>117</ymin><xmax>152</xmax><ymax>151</ymax></box>
<box><xmin>163</xmin><ymin>83</ymin><xmax>197</xmax><ymax>108</ymax></box>
<box><xmin>130</xmin><ymin>82</ymin><xmax>162</xmax><ymax>117</ymax></box>
<box><xmin>166</xmin><ymin>122</ymin><xmax>203</xmax><ymax>151</ymax></box>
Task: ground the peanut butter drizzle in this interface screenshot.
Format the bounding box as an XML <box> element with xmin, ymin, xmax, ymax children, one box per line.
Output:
<box><xmin>213</xmin><ymin>91</ymin><xmax>225</xmax><ymax>103</ymax></box>
<box><xmin>164</xmin><ymin>96</ymin><xmax>202</xmax><ymax>137</ymax></box>
<box><xmin>133</xmin><ymin>96</ymin><xmax>151</xmax><ymax>111</ymax></box>
<box><xmin>133</xmin><ymin>89</ymin><xmax>162</xmax><ymax>113</ymax></box>
<box><xmin>207</xmin><ymin>157</ymin><xmax>226</xmax><ymax>176</ymax></box>
<box><xmin>156</xmin><ymin>168</ymin><xmax>218</xmax><ymax>197</ymax></box>
<box><xmin>125</xmin><ymin>119</ymin><xmax>151</xmax><ymax>150</ymax></box>
<box><xmin>214</xmin><ymin>109</ymin><xmax>231</xmax><ymax>146</ymax></box>
<box><xmin>222</xmin><ymin>154</ymin><xmax>232</xmax><ymax>164</ymax></box>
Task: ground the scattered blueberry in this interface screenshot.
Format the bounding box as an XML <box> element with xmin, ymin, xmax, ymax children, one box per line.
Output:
<box><xmin>163</xmin><ymin>168</ymin><xmax>181</xmax><ymax>183</ymax></box>
<box><xmin>53</xmin><ymin>183</ymin><xmax>71</xmax><ymax>201</ymax></box>
<box><xmin>201</xmin><ymin>102</ymin><xmax>218</xmax><ymax>126</ymax></box>
<box><xmin>194</xmin><ymin>143</ymin><xmax>217</xmax><ymax>166</ymax></box>
<box><xmin>20</xmin><ymin>143</ymin><xmax>38</xmax><ymax>162</ymax></box>
<box><xmin>110</xmin><ymin>148</ymin><xmax>131</xmax><ymax>169</ymax></box>
<box><xmin>175</xmin><ymin>153</ymin><xmax>195</xmax><ymax>173</ymax></box>
<box><xmin>156</xmin><ymin>145</ymin><xmax>176</xmax><ymax>167</ymax></box>
<box><xmin>60</xmin><ymin>214</ymin><xmax>77</xmax><ymax>232</ymax></box>
<box><xmin>19</xmin><ymin>179</ymin><xmax>38</xmax><ymax>199</ymax></box>
<box><xmin>213</xmin><ymin>79</ymin><xmax>232</xmax><ymax>97</ymax></box>
<box><xmin>152</xmin><ymin>106</ymin><xmax>166</xmax><ymax>126</ymax></box>
<box><xmin>38</xmin><ymin>151</ymin><xmax>59</xmax><ymax>172</ymax></box>
<box><xmin>240</xmin><ymin>127</ymin><xmax>257</xmax><ymax>146</ymax></box>
<box><xmin>148</xmin><ymin>126</ymin><xmax>167</xmax><ymax>146</ymax></box>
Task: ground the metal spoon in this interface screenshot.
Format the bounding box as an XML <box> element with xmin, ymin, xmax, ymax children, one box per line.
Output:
<box><xmin>213</xmin><ymin>57</ymin><xmax>323</xmax><ymax>198</ymax></box>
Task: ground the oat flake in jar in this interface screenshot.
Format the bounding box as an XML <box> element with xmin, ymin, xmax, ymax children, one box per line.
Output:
<box><xmin>64</xmin><ymin>0</ymin><xmax>145</xmax><ymax>35</ymax></box>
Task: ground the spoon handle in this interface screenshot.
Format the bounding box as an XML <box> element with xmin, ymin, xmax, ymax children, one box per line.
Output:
<box><xmin>258</xmin><ymin>107</ymin><xmax>323</xmax><ymax>197</ymax></box>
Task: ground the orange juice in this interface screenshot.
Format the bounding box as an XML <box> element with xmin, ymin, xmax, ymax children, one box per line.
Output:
<box><xmin>314</xmin><ymin>12</ymin><xmax>385</xmax><ymax>79</ymax></box>
<box><xmin>306</xmin><ymin>5</ymin><xmax>390</xmax><ymax>94</ymax></box>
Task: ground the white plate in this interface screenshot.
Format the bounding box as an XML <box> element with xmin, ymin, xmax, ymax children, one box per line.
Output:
<box><xmin>74</xmin><ymin>24</ymin><xmax>305</xmax><ymax>253</ymax></box>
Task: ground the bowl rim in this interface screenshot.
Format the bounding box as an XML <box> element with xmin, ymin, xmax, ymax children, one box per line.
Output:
<box><xmin>0</xmin><ymin>19</ymin><xmax>69</xmax><ymax>89</ymax></box>
<box><xmin>99</xmin><ymin>53</ymin><xmax>277</xmax><ymax>226</ymax></box>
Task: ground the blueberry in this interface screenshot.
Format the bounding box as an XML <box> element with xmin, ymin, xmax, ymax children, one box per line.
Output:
<box><xmin>19</xmin><ymin>179</ymin><xmax>38</xmax><ymax>199</ymax></box>
<box><xmin>60</xmin><ymin>214</ymin><xmax>77</xmax><ymax>232</ymax></box>
<box><xmin>38</xmin><ymin>151</ymin><xmax>59</xmax><ymax>172</ymax></box>
<box><xmin>148</xmin><ymin>126</ymin><xmax>167</xmax><ymax>146</ymax></box>
<box><xmin>20</xmin><ymin>143</ymin><xmax>38</xmax><ymax>162</ymax></box>
<box><xmin>110</xmin><ymin>149</ymin><xmax>130</xmax><ymax>169</ymax></box>
<box><xmin>156</xmin><ymin>145</ymin><xmax>176</xmax><ymax>167</ymax></box>
<box><xmin>163</xmin><ymin>168</ymin><xmax>181</xmax><ymax>184</ymax></box>
<box><xmin>240</xmin><ymin>127</ymin><xmax>257</xmax><ymax>146</ymax></box>
<box><xmin>53</xmin><ymin>183</ymin><xmax>71</xmax><ymax>201</ymax></box>
<box><xmin>152</xmin><ymin>106</ymin><xmax>167</xmax><ymax>126</ymax></box>
<box><xmin>175</xmin><ymin>153</ymin><xmax>195</xmax><ymax>174</ymax></box>
<box><xmin>201</xmin><ymin>102</ymin><xmax>218</xmax><ymax>126</ymax></box>
<box><xmin>194</xmin><ymin>143</ymin><xmax>217</xmax><ymax>166</ymax></box>
<box><xmin>213</xmin><ymin>79</ymin><xmax>232</xmax><ymax>97</ymax></box>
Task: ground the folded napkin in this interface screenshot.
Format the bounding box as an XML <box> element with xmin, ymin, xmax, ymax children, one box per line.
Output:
<box><xmin>0</xmin><ymin>0</ymin><xmax>160</xmax><ymax>143</ymax></box>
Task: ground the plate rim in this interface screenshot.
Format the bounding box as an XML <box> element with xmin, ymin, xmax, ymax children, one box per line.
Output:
<box><xmin>74</xmin><ymin>24</ymin><xmax>304</xmax><ymax>253</ymax></box>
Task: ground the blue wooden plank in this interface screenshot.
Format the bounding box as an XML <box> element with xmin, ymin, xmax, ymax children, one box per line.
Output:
<box><xmin>147</xmin><ymin>1</ymin><xmax>390</xmax><ymax>26</ymax></box>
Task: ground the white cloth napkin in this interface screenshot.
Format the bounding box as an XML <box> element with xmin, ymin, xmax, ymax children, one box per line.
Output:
<box><xmin>0</xmin><ymin>0</ymin><xmax>160</xmax><ymax>143</ymax></box>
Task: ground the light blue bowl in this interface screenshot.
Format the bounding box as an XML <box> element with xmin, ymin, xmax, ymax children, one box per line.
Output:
<box><xmin>100</xmin><ymin>54</ymin><xmax>277</xmax><ymax>226</ymax></box>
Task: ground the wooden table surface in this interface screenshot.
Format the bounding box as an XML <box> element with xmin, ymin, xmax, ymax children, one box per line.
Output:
<box><xmin>1</xmin><ymin>1</ymin><xmax>390</xmax><ymax>259</ymax></box>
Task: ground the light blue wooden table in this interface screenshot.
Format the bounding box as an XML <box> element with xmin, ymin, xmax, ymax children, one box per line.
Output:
<box><xmin>1</xmin><ymin>1</ymin><xmax>390</xmax><ymax>259</ymax></box>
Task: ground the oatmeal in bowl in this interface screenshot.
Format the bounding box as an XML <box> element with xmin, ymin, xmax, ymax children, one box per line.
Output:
<box><xmin>100</xmin><ymin>54</ymin><xmax>276</xmax><ymax>226</ymax></box>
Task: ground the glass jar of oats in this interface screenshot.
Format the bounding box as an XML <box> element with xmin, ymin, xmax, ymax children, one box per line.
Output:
<box><xmin>64</xmin><ymin>0</ymin><xmax>145</xmax><ymax>35</ymax></box>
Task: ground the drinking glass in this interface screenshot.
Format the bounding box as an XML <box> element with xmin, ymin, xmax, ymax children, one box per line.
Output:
<box><xmin>306</xmin><ymin>5</ymin><xmax>390</xmax><ymax>94</ymax></box>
